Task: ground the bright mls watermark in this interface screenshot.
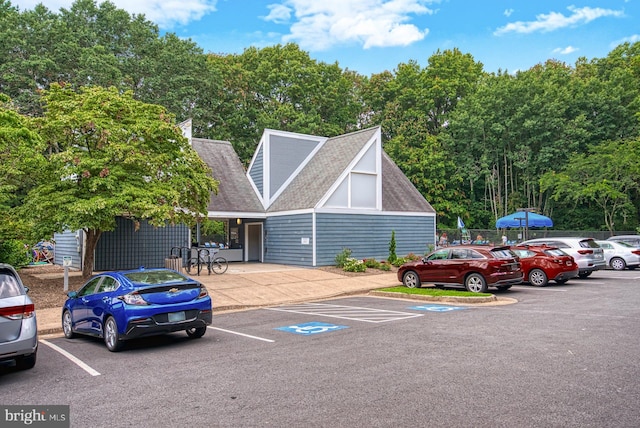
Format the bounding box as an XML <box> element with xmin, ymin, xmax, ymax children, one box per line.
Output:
<box><xmin>1</xmin><ymin>406</ymin><xmax>69</xmax><ymax>427</ymax></box>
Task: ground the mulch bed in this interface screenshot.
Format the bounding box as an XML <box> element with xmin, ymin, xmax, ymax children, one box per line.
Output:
<box><xmin>18</xmin><ymin>264</ymin><xmax>85</xmax><ymax>310</ymax></box>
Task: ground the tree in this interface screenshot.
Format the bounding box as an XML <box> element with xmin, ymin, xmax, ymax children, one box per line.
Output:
<box><xmin>23</xmin><ymin>84</ymin><xmax>218</xmax><ymax>277</ymax></box>
<box><xmin>0</xmin><ymin>94</ymin><xmax>44</xmax><ymax>242</ymax></box>
<box><xmin>540</xmin><ymin>138</ymin><xmax>640</xmax><ymax>233</ymax></box>
<box><xmin>205</xmin><ymin>43</ymin><xmax>363</xmax><ymax>164</ymax></box>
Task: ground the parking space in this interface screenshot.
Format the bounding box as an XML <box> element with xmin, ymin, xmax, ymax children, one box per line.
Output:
<box><xmin>2</xmin><ymin>270</ymin><xmax>639</xmax><ymax>427</ymax></box>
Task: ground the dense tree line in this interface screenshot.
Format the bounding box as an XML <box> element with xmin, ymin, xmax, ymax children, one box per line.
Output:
<box><xmin>1</xmin><ymin>0</ymin><xmax>639</xmax><ymax>239</ymax></box>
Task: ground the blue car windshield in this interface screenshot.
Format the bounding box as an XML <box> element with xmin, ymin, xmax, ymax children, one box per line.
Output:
<box><xmin>124</xmin><ymin>270</ymin><xmax>188</xmax><ymax>285</ymax></box>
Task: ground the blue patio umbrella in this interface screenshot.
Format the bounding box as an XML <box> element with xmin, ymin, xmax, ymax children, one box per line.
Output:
<box><xmin>496</xmin><ymin>211</ymin><xmax>553</xmax><ymax>228</ymax></box>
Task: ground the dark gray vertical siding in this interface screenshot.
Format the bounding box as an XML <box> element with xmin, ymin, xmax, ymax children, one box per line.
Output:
<box><xmin>249</xmin><ymin>146</ymin><xmax>264</xmax><ymax>196</ymax></box>
<box><xmin>269</xmin><ymin>136</ymin><xmax>318</xmax><ymax>198</ymax></box>
<box><xmin>94</xmin><ymin>217</ymin><xmax>191</xmax><ymax>271</ymax></box>
<box><xmin>315</xmin><ymin>213</ymin><xmax>435</xmax><ymax>266</ymax></box>
<box><xmin>53</xmin><ymin>230</ymin><xmax>82</xmax><ymax>270</ymax></box>
<box><xmin>264</xmin><ymin>214</ymin><xmax>313</xmax><ymax>266</ymax></box>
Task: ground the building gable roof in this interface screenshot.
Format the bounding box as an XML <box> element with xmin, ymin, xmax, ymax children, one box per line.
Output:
<box><xmin>266</xmin><ymin>127</ymin><xmax>379</xmax><ymax>212</ymax></box>
<box><xmin>191</xmin><ymin>127</ymin><xmax>434</xmax><ymax>217</ymax></box>
<box><xmin>191</xmin><ymin>138</ymin><xmax>264</xmax><ymax>215</ymax></box>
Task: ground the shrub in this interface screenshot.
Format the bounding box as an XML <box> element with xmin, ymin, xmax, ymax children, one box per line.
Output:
<box><xmin>364</xmin><ymin>258</ymin><xmax>380</xmax><ymax>269</ymax></box>
<box><xmin>391</xmin><ymin>257</ymin><xmax>406</xmax><ymax>267</ymax></box>
<box><xmin>335</xmin><ymin>247</ymin><xmax>352</xmax><ymax>268</ymax></box>
<box><xmin>0</xmin><ymin>240</ymin><xmax>31</xmax><ymax>268</ymax></box>
<box><xmin>378</xmin><ymin>263</ymin><xmax>391</xmax><ymax>271</ymax></box>
<box><xmin>388</xmin><ymin>230</ymin><xmax>397</xmax><ymax>263</ymax></box>
<box><xmin>343</xmin><ymin>258</ymin><xmax>366</xmax><ymax>272</ymax></box>
<box><xmin>404</xmin><ymin>253</ymin><xmax>421</xmax><ymax>261</ymax></box>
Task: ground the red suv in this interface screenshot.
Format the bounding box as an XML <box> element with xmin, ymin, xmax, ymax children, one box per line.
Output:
<box><xmin>511</xmin><ymin>245</ymin><xmax>578</xmax><ymax>286</ymax></box>
<box><xmin>397</xmin><ymin>245</ymin><xmax>523</xmax><ymax>293</ymax></box>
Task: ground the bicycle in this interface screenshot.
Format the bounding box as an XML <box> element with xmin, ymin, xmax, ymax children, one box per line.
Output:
<box><xmin>208</xmin><ymin>250</ymin><xmax>228</xmax><ymax>274</ymax></box>
<box><xmin>185</xmin><ymin>248</ymin><xmax>228</xmax><ymax>275</ymax></box>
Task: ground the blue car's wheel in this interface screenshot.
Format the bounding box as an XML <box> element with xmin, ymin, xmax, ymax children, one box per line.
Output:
<box><xmin>186</xmin><ymin>327</ymin><xmax>207</xmax><ymax>338</ymax></box>
<box><xmin>104</xmin><ymin>316</ymin><xmax>123</xmax><ymax>352</ymax></box>
<box><xmin>62</xmin><ymin>310</ymin><xmax>75</xmax><ymax>339</ymax></box>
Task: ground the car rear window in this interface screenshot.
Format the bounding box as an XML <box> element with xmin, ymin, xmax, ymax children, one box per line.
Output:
<box><xmin>0</xmin><ymin>271</ymin><xmax>24</xmax><ymax>298</ymax></box>
<box><xmin>124</xmin><ymin>270</ymin><xmax>188</xmax><ymax>284</ymax></box>
<box><xmin>544</xmin><ymin>248</ymin><xmax>569</xmax><ymax>257</ymax></box>
<box><xmin>490</xmin><ymin>249</ymin><xmax>517</xmax><ymax>259</ymax></box>
<box><xmin>513</xmin><ymin>249</ymin><xmax>534</xmax><ymax>258</ymax></box>
<box><xmin>579</xmin><ymin>239</ymin><xmax>600</xmax><ymax>248</ymax></box>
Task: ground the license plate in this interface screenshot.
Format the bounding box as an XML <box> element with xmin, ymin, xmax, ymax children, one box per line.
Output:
<box><xmin>168</xmin><ymin>311</ymin><xmax>186</xmax><ymax>322</ymax></box>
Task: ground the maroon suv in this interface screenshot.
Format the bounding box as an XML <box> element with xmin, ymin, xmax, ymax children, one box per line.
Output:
<box><xmin>397</xmin><ymin>245</ymin><xmax>523</xmax><ymax>293</ymax></box>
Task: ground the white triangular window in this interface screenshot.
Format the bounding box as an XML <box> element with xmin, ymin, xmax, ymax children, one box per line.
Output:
<box><xmin>320</xmin><ymin>138</ymin><xmax>380</xmax><ymax>210</ymax></box>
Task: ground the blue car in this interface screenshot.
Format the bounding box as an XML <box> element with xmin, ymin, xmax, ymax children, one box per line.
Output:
<box><xmin>62</xmin><ymin>268</ymin><xmax>212</xmax><ymax>352</ymax></box>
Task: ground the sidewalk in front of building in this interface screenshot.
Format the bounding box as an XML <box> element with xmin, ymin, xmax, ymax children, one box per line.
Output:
<box><xmin>36</xmin><ymin>263</ymin><xmax>401</xmax><ymax>336</ymax></box>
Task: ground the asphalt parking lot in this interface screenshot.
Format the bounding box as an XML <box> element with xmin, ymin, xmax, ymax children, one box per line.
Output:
<box><xmin>1</xmin><ymin>270</ymin><xmax>639</xmax><ymax>427</ymax></box>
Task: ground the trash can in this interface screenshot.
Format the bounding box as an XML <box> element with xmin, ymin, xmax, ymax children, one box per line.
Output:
<box><xmin>164</xmin><ymin>255</ymin><xmax>183</xmax><ymax>273</ymax></box>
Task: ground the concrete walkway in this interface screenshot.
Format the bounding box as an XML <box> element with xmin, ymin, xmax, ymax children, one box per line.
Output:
<box><xmin>36</xmin><ymin>263</ymin><xmax>401</xmax><ymax>335</ymax></box>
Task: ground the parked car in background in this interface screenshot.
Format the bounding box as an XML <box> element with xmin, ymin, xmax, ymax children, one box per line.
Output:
<box><xmin>62</xmin><ymin>268</ymin><xmax>212</xmax><ymax>352</ymax></box>
<box><xmin>606</xmin><ymin>235</ymin><xmax>640</xmax><ymax>247</ymax></box>
<box><xmin>519</xmin><ymin>237</ymin><xmax>605</xmax><ymax>278</ymax></box>
<box><xmin>0</xmin><ymin>264</ymin><xmax>37</xmax><ymax>370</ymax></box>
<box><xmin>397</xmin><ymin>245</ymin><xmax>522</xmax><ymax>293</ymax></box>
<box><xmin>511</xmin><ymin>245</ymin><xmax>578</xmax><ymax>286</ymax></box>
<box><xmin>595</xmin><ymin>240</ymin><xmax>640</xmax><ymax>270</ymax></box>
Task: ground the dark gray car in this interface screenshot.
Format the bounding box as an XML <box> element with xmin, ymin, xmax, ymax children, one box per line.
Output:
<box><xmin>0</xmin><ymin>263</ymin><xmax>38</xmax><ymax>370</ymax></box>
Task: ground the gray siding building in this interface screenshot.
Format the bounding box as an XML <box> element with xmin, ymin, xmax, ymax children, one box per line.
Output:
<box><xmin>57</xmin><ymin>125</ymin><xmax>436</xmax><ymax>270</ymax></box>
<box><xmin>194</xmin><ymin>126</ymin><xmax>436</xmax><ymax>267</ymax></box>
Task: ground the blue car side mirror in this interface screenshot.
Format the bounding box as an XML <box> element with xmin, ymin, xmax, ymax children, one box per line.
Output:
<box><xmin>67</xmin><ymin>291</ymin><xmax>78</xmax><ymax>298</ymax></box>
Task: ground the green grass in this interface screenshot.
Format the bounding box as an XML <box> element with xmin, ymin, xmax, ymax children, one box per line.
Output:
<box><xmin>377</xmin><ymin>286</ymin><xmax>492</xmax><ymax>298</ymax></box>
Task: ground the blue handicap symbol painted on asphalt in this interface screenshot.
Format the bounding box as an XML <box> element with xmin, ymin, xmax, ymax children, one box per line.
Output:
<box><xmin>409</xmin><ymin>305</ymin><xmax>467</xmax><ymax>312</ymax></box>
<box><xmin>275</xmin><ymin>321</ymin><xmax>348</xmax><ymax>335</ymax></box>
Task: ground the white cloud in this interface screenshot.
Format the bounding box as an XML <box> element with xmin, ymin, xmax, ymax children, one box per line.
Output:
<box><xmin>9</xmin><ymin>0</ymin><xmax>218</xmax><ymax>29</ymax></box>
<box><xmin>552</xmin><ymin>46</ymin><xmax>578</xmax><ymax>55</ymax></box>
<box><xmin>266</xmin><ymin>0</ymin><xmax>437</xmax><ymax>50</ymax></box>
<box><xmin>610</xmin><ymin>34</ymin><xmax>640</xmax><ymax>48</ymax></box>
<box><xmin>504</xmin><ymin>9</ymin><xmax>514</xmax><ymax>18</ymax></box>
<box><xmin>494</xmin><ymin>6</ymin><xmax>624</xmax><ymax>36</ymax></box>
<box><xmin>264</xmin><ymin>4</ymin><xmax>292</xmax><ymax>24</ymax></box>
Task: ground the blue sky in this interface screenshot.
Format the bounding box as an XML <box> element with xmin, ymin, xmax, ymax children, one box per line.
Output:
<box><xmin>12</xmin><ymin>0</ymin><xmax>640</xmax><ymax>75</ymax></box>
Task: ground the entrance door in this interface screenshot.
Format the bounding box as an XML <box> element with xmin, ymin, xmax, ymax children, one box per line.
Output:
<box><xmin>247</xmin><ymin>223</ymin><xmax>262</xmax><ymax>262</ymax></box>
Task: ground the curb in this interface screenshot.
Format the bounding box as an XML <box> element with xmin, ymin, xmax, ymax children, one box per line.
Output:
<box><xmin>368</xmin><ymin>290</ymin><xmax>498</xmax><ymax>304</ymax></box>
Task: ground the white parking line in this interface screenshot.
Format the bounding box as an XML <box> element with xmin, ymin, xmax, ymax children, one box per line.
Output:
<box><xmin>266</xmin><ymin>303</ymin><xmax>424</xmax><ymax>323</ymax></box>
<box><xmin>40</xmin><ymin>339</ymin><xmax>101</xmax><ymax>376</ymax></box>
<box><xmin>511</xmin><ymin>286</ymin><xmax>567</xmax><ymax>292</ymax></box>
<box><xmin>208</xmin><ymin>326</ymin><xmax>275</xmax><ymax>343</ymax></box>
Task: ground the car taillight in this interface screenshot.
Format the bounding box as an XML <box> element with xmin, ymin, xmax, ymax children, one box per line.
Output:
<box><xmin>632</xmin><ymin>250</ymin><xmax>640</xmax><ymax>256</ymax></box>
<box><xmin>198</xmin><ymin>287</ymin><xmax>209</xmax><ymax>299</ymax></box>
<box><xmin>577</xmin><ymin>249</ymin><xmax>593</xmax><ymax>255</ymax></box>
<box><xmin>118</xmin><ymin>292</ymin><xmax>148</xmax><ymax>305</ymax></box>
<box><xmin>0</xmin><ymin>303</ymin><xmax>35</xmax><ymax>320</ymax></box>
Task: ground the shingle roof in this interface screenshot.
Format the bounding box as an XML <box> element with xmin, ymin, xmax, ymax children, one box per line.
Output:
<box><xmin>381</xmin><ymin>150</ymin><xmax>435</xmax><ymax>213</ymax></box>
<box><xmin>191</xmin><ymin>138</ymin><xmax>264</xmax><ymax>214</ymax></box>
<box><xmin>267</xmin><ymin>127</ymin><xmax>379</xmax><ymax>212</ymax></box>
<box><xmin>191</xmin><ymin>128</ymin><xmax>434</xmax><ymax>216</ymax></box>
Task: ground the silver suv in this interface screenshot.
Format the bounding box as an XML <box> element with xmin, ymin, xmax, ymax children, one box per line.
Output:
<box><xmin>0</xmin><ymin>264</ymin><xmax>38</xmax><ymax>370</ymax></box>
<box><xmin>519</xmin><ymin>237</ymin><xmax>605</xmax><ymax>278</ymax></box>
<box><xmin>607</xmin><ymin>235</ymin><xmax>640</xmax><ymax>247</ymax></box>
